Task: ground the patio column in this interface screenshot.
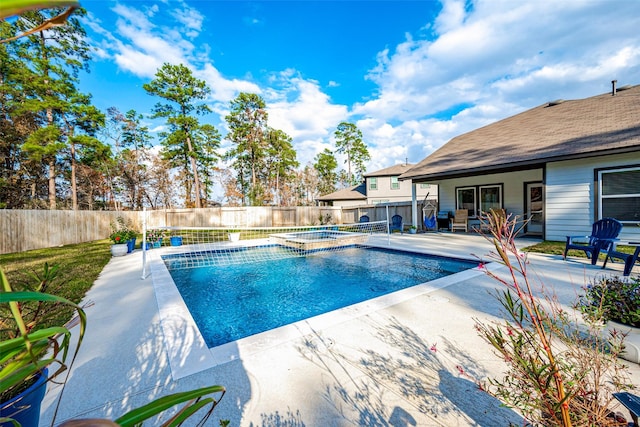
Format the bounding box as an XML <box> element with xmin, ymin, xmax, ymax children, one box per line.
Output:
<box><xmin>411</xmin><ymin>182</ymin><xmax>418</xmax><ymax>228</ymax></box>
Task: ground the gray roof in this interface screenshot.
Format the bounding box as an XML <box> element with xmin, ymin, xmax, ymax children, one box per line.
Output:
<box><xmin>400</xmin><ymin>84</ymin><xmax>640</xmax><ymax>181</ymax></box>
<box><xmin>363</xmin><ymin>163</ymin><xmax>415</xmax><ymax>177</ymax></box>
<box><xmin>316</xmin><ymin>183</ymin><xmax>367</xmax><ymax>201</ymax></box>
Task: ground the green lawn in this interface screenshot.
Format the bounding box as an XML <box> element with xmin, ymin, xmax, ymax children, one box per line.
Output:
<box><xmin>0</xmin><ymin>239</ymin><xmax>112</xmax><ymax>336</ymax></box>
<box><xmin>522</xmin><ymin>240</ymin><xmax>637</xmax><ymax>257</ymax></box>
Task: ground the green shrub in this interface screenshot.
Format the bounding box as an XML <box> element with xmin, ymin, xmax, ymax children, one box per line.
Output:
<box><xmin>474</xmin><ymin>211</ymin><xmax>633</xmax><ymax>426</ymax></box>
<box><xmin>578</xmin><ymin>276</ymin><xmax>640</xmax><ymax>328</ymax></box>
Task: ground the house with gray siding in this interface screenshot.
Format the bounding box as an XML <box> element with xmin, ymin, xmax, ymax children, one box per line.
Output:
<box><xmin>364</xmin><ymin>163</ymin><xmax>435</xmax><ymax>205</ymax></box>
<box><xmin>317</xmin><ymin>163</ymin><xmax>437</xmax><ymax>208</ymax></box>
<box><xmin>400</xmin><ymin>82</ymin><xmax>640</xmax><ymax>242</ymax></box>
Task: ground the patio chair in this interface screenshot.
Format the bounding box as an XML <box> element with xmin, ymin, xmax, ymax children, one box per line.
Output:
<box><xmin>563</xmin><ymin>217</ymin><xmax>623</xmax><ymax>265</ymax></box>
<box><xmin>602</xmin><ymin>244</ymin><xmax>640</xmax><ymax>276</ymax></box>
<box><xmin>477</xmin><ymin>208</ymin><xmax>507</xmax><ymax>232</ymax></box>
<box><xmin>450</xmin><ymin>209</ymin><xmax>468</xmax><ymax>232</ymax></box>
<box><xmin>359</xmin><ymin>215</ymin><xmax>370</xmax><ymax>223</ymax></box>
<box><xmin>613</xmin><ymin>392</ymin><xmax>640</xmax><ymax>427</ymax></box>
<box><xmin>389</xmin><ymin>214</ymin><xmax>403</xmax><ymax>233</ymax></box>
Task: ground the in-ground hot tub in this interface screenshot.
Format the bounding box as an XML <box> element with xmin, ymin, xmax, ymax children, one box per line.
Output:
<box><xmin>269</xmin><ymin>229</ymin><xmax>368</xmax><ymax>251</ymax></box>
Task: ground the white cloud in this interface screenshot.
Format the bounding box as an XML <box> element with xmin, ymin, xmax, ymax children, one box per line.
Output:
<box><xmin>87</xmin><ymin>0</ymin><xmax>640</xmax><ymax>178</ymax></box>
<box><xmin>113</xmin><ymin>45</ymin><xmax>163</xmax><ymax>78</ymax></box>
<box><xmin>105</xmin><ymin>4</ymin><xmax>192</xmax><ymax>77</ymax></box>
<box><xmin>197</xmin><ymin>64</ymin><xmax>262</xmax><ymax>103</ymax></box>
<box><xmin>433</xmin><ymin>0</ymin><xmax>466</xmax><ymax>33</ymax></box>
<box><xmin>351</xmin><ymin>0</ymin><xmax>640</xmax><ymax>171</ymax></box>
<box><xmin>264</xmin><ymin>72</ymin><xmax>349</xmax><ymax>165</ymax></box>
<box><xmin>171</xmin><ymin>2</ymin><xmax>204</xmax><ymax>38</ymax></box>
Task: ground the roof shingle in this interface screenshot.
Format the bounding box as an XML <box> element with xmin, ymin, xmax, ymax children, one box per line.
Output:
<box><xmin>316</xmin><ymin>183</ymin><xmax>367</xmax><ymax>201</ymax></box>
<box><xmin>363</xmin><ymin>163</ymin><xmax>415</xmax><ymax>177</ymax></box>
<box><xmin>400</xmin><ymin>84</ymin><xmax>640</xmax><ymax>181</ymax></box>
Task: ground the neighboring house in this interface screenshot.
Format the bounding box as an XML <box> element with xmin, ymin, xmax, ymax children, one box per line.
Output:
<box><xmin>317</xmin><ymin>163</ymin><xmax>437</xmax><ymax>207</ymax></box>
<box><xmin>364</xmin><ymin>163</ymin><xmax>435</xmax><ymax>205</ymax></box>
<box><xmin>316</xmin><ymin>182</ymin><xmax>367</xmax><ymax>208</ymax></box>
<box><xmin>400</xmin><ymin>82</ymin><xmax>640</xmax><ymax>242</ymax></box>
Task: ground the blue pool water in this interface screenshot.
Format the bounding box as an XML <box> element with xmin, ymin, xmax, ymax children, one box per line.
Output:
<box><xmin>165</xmin><ymin>245</ymin><xmax>476</xmax><ymax>348</ymax></box>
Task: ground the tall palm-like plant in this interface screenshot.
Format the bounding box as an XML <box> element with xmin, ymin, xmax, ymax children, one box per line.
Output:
<box><xmin>1</xmin><ymin>265</ymin><xmax>226</xmax><ymax>426</ymax></box>
<box><xmin>0</xmin><ymin>1</ymin><xmax>80</xmax><ymax>43</ymax></box>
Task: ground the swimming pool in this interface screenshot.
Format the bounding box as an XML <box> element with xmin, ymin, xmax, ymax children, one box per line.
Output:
<box><xmin>164</xmin><ymin>245</ymin><xmax>477</xmax><ymax>348</ymax></box>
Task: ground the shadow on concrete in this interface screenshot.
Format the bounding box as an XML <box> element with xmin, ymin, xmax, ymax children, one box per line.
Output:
<box><xmin>39</xmin><ymin>255</ymin><xmax>251</xmax><ymax>425</ymax></box>
<box><xmin>296</xmin><ymin>316</ymin><xmax>523</xmax><ymax>426</ymax></box>
<box><xmin>249</xmin><ymin>408</ymin><xmax>306</xmax><ymax>427</ymax></box>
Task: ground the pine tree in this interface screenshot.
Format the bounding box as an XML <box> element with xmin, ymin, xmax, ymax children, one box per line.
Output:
<box><xmin>11</xmin><ymin>7</ymin><xmax>93</xmax><ymax>209</ymax></box>
<box><xmin>144</xmin><ymin>63</ymin><xmax>213</xmax><ymax>208</ymax></box>
<box><xmin>334</xmin><ymin>121</ymin><xmax>370</xmax><ymax>186</ymax></box>
<box><xmin>225</xmin><ymin>93</ymin><xmax>269</xmax><ymax>206</ymax></box>
<box><xmin>314</xmin><ymin>148</ymin><xmax>338</xmax><ymax>195</ymax></box>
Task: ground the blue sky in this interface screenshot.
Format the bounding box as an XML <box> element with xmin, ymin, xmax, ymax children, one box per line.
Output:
<box><xmin>79</xmin><ymin>0</ymin><xmax>640</xmax><ymax>173</ymax></box>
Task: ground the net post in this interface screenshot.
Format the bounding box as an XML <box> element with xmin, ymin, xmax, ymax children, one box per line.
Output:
<box><xmin>386</xmin><ymin>205</ymin><xmax>391</xmax><ymax>246</ymax></box>
<box><xmin>141</xmin><ymin>207</ymin><xmax>148</xmax><ymax>279</ymax></box>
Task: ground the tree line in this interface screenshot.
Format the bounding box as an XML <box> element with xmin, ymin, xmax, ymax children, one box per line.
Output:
<box><xmin>0</xmin><ymin>8</ymin><xmax>371</xmax><ymax>210</ymax></box>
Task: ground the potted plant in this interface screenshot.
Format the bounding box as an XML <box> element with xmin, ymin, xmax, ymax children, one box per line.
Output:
<box><xmin>109</xmin><ymin>218</ymin><xmax>130</xmax><ymax>257</ymax></box>
<box><xmin>577</xmin><ymin>275</ymin><xmax>640</xmax><ymax>363</ymax></box>
<box><xmin>0</xmin><ymin>264</ymin><xmax>86</xmax><ymax>426</ymax></box>
<box><xmin>169</xmin><ymin>230</ymin><xmax>183</xmax><ymax>247</ymax></box>
<box><xmin>126</xmin><ymin>227</ymin><xmax>138</xmax><ymax>254</ymax></box>
<box><xmin>228</xmin><ymin>230</ymin><xmax>241</xmax><ymax>243</ymax></box>
<box><xmin>146</xmin><ymin>229</ymin><xmax>166</xmax><ymax>249</ymax></box>
<box><xmin>0</xmin><ymin>264</ymin><xmax>227</xmax><ymax>426</ymax></box>
<box><xmin>409</xmin><ymin>225</ymin><xmax>417</xmax><ymax>234</ymax></box>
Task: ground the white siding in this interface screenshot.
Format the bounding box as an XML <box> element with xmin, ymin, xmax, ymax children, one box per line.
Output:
<box><xmin>546</xmin><ymin>153</ymin><xmax>640</xmax><ymax>242</ymax></box>
<box><xmin>434</xmin><ymin>169</ymin><xmax>543</xmax><ymax>218</ymax></box>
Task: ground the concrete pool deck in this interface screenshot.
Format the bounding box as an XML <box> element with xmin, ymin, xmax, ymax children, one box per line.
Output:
<box><xmin>39</xmin><ymin>233</ymin><xmax>640</xmax><ymax>426</ymax></box>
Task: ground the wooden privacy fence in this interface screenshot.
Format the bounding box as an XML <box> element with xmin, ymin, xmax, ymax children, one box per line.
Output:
<box><xmin>0</xmin><ymin>210</ymin><xmax>139</xmax><ymax>254</ymax></box>
<box><xmin>0</xmin><ymin>203</ymin><xmax>429</xmax><ymax>254</ymax></box>
<box><xmin>1</xmin><ymin>206</ymin><xmax>343</xmax><ymax>254</ymax></box>
<box><xmin>342</xmin><ymin>201</ymin><xmax>431</xmax><ymax>227</ymax></box>
<box><xmin>144</xmin><ymin>206</ymin><xmax>343</xmax><ymax>228</ymax></box>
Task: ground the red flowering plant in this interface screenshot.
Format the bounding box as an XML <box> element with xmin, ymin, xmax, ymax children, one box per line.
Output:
<box><xmin>473</xmin><ymin>210</ymin><xmax>633</xmax><ymax>427</ymax></box>
<box><xmin>109</xmin><ymin>217</ymin><xmax>132</xmax><ymax>245</ymax></box>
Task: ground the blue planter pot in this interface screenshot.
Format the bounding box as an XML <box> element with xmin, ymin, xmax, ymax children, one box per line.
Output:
<box><xmin>144</xmin><ymin>242</ymin><xmax>153</xmax><ymax>250</ymax></box>
<box><xmin>0</xmin><ymin>368</ymin><xmax>47</xmax><ymax>427</ymax></box>
<box><xmin>127</xmin><ymin>238</ymin><xmax>136</xmax><ymax>253</ymax></box>
<box><xmin>153</xmin><ymin>239</ymin><xmax>162</xmax><ymax>248</ymax></box>
<box><xmin>170</xmin><ymin>236</ymin><xmax>183</xmax><ymax>246</ymax></box>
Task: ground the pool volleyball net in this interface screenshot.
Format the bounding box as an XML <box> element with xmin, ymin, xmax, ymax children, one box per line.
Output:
<box><xmin>143</xmin><ymin>220</ymin><xmax>389</xmax><ymax>270</ymax></box>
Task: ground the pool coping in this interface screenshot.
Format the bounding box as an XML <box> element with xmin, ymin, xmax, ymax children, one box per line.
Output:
<box><xmin>148</xmin><ymin>239</ymin><xmax>499</xmax><ymax>380</ymax></box>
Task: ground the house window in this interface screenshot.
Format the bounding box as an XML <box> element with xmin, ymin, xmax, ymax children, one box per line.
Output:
<box><xmin>599</xmin><ymin>166</ymin><xmax>640</xmax><ymax>223</ymax></box>
<box><xmin>479</xmin><ymin>185</ymin><xmax>502</xmax><ymax>214</ymax></box>
<box><xmin>420</xmin><ymin>183</ymin><xmax>431</xmax><ymax>189</ymax></box>
<box><xmin>390</xmin><ymin>176</ymin><xmax>400</xmax><ymax>190</ymax></box>
<box><xmin>369</xmin><ymin>177</ymin><xmax>377</xmax><ymax>190</ymax></box>
<box><xmin>456</xmin><ymin>187</ymin><xmax>476</xmax><ymax>217</ymax></box>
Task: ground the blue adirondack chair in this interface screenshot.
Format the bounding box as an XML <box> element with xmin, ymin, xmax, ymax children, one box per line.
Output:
<box><xmin>563</xmin><ymin>218</ymin><xmax>623</xmax><ymax>265</ymax></box>
<box><xmin>359</xmin><ymin>215</ymin><xmax>370</xmax><ymax>223</ymax></box>
<box><xmin>389</xmin><ymin>214</ymin><xmax>403</xmax><ymax>234</ymax></box>
<box><xmin>602</xmin><ymin>244</ymin><xmax>640</xmax><ymax>276</ymax></box>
